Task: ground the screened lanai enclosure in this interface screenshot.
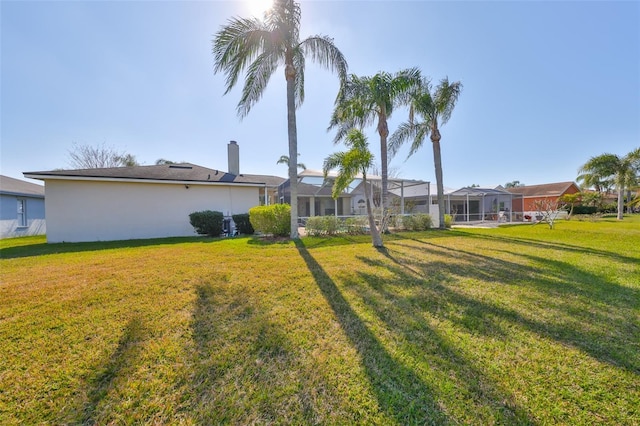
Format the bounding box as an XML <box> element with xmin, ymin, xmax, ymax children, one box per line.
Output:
<box><xmin>278</xmin><ymin>170</ymin><xmax>432</xmax><ymax>222</ymax></box>
<box><xmin>445</xmin><ymin>187</ymin><xmax>524</xmax><ymax>223</ymax></box>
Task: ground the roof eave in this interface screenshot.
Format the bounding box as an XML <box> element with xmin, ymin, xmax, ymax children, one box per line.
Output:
<box><xmin>22</xmin><ymin>174</ymin><xmax>266</xmax><ymax>188</ymax></box>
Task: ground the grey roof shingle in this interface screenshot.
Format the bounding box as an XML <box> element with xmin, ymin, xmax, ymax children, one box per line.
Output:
<box><xmin>24</xmin><ymin>163</ymin><xmax>285</xmax><ymax>186</ymax></box>
<box><xmin>0</xmin><ymin>175</ymin><xmax>45</xmax><ymax>197</ymax></box>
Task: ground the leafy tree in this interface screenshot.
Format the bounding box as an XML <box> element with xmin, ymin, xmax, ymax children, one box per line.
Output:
<box><xmin>67</xmin><ymin>143</ymin><xmax>139</xmax><ymax>169</ymax></box>
<box><xmin>329</xmin><ymin>68</ymin><xmax>422</xmax><ymax>226</ymax></box>
<box><xmin>581</xmin><ymin>191</ymin><xmax>603</xmax><ymax>208</ymax></box>
<box><xmin>277</xmin><ymin>154</ymin><xmax>306</xmax><ymax>170</ymax></box>
<box><xmin>213</xmin><ymin>0</ymin><xmax>348</xmax><ymax>239</ymax></box>
<box><xmin>628</xmin><ymin>191</ymin><xmax>640</xmax><ymax>209</ymax></box>
<box><xmin>578</xmin><ymin>148</ymin><xmax>640</xmax><ymax>220</ymax></box>
<box><xmin>155</xmin><ymin>159</ymin><xmax>178</xmax><ymax>165</ymax></box>
<box><xmin>559</xmin><ymin>192</ymin><xmax>581</xmax><ymax>217</ymax></box>
<box><xmin>323</xmin><ymin>129</ymin><xmax>383</xmax><ymax>247</ymax></box>
<box><xmin>118</xmin><ymin>154</ymin><xmax>139</xmax><ymax>167</ymax></box>
<box><xmin>505</xmin><ymin>180</ymin><xmax>524</xmax><ymax>188</ymax></box>
<box><xmin>389</xmin><ymin>77</ymin><xmax>463</xmax><ymax>229</ymax></box>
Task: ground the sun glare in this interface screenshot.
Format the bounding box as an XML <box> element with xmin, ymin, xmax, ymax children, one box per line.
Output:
<box><xmin>244</xmin><ymin>0</ymin><xmax>274</xmax><ymax>17</ymax></box>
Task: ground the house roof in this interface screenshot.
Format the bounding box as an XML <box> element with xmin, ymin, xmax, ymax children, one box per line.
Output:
<box><xmin>449</xmin><ymin>187</ymin><xmax>513</xmax><ymax>197</ymax></box>
<box><xmin>505</xmin><ymin>181</ymin><xmax>579</xmax><ymax>198</ymax></box>
<box><xmin>24</xmin><ymin>163</ymin><xmax>283</xmax><ymax>187</ymax></box>
<box><xmin>388</xmin><ymin>182</ymin><xmax>455</xmax><ymax>198</ymax></box>
<box><xmin>298</xmin><ymin>168</ymin><xmax>426</xmax><ymax>185</ymax></box>
<box><xmin>296</xmin><ymin>181</ymin><xmax>337</xmax><ymax>197</ymax></box>
<box><xmin>0</xmin><ymin>175</ymin><xmax>45</xmax><ymax>197</ymax></box>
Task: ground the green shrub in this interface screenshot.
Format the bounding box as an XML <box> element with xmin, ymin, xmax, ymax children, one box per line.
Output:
<box><xmin>444</xmin><ymin>214</ymin><xmax>453</xmax><ymax>228</ymax></box>
<box><xmin>305</xmin><ymin>216</ymin><xmax>342</xmax><ymax>236</ymax></box>
<box><xmin>249</xmin><ymin>204</ymin><xmax>291</xmax><ymax>237</ymax></box>
<box><xmin>570</xmin><ymin>205</ymin><xmax>597</xmax><ymax>215</ymax></box>
<box><xmin>401</xmin><ymin>214</ymin><xmax>433</xmax><ymax>231</ymax></box>
<box><xmin>231</xmin><ymin>213</ymin><xmax>254</xmax><ymax>235</ymax></box>
<box><xmin>189</xmin><ymin>210</ymin><xmax>224</xmax><ymax>237</ymax></box>
<box><xmin>305</xmin><ymin>217</ymin><xmax>324</xmax><ymax>237</ymax></box>
<box><xmin>344</xmin><ymin>216</ymin><xmax>369</xmax><ymax>235</ymax></box>
<box><xmin>597</xmin><ymin>202</ymin><xmax>617</xmax><ymax>214</ymax></box>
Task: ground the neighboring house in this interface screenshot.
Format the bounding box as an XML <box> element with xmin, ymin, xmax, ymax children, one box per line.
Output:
<box><xmin>0</xmin><ymin>175</ymin><xmax>46</xmax><ymax>238</ymax></box>
<box><xmin>24</xmin><ymin>162</ymin><xmax>274</xmax><ymax>243</ymax></box>
<box><xmin>506</xmin><ymin>182</ymin><xmax>580</xmax><ymax>217</ymax></box>
<box><xmin>445</xmin><ymin>186</ymin><xmax>520</xmax><ymax>223</ymax></box>
<box><xmin>278</xmin><ymin>169</ymin><xmax>435</xmax><ymax>221</ymax></box>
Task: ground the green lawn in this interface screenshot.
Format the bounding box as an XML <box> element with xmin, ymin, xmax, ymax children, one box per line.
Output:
<box><xmin>1</xmin><ymin>217</ymin><xmax>639</xmax><ymax>425</ymax></box>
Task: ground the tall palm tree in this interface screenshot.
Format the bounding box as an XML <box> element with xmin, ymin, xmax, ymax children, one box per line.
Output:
<box><xmin>213</xmin><ymin>0</ymin><xmax>347</xmax><ymax>238</ymax></box>
<box><xmin>328</xmin><ymin>68</ymin><xmax>421</xmax><ymax>226</ymax></box>
<box><xmin>389</xmin><ymin>77</ymin><xmax>463</xmax><ymax>229</ymax></box>
<box><xmin>323</xmin><ymin>129</ymin><xmax>383</xmax><ymax>247</ymax></box>
<box><xmin>578</xmin><ymin>148</ymin><xmax>640</xmax><ymax>220</ymax></box>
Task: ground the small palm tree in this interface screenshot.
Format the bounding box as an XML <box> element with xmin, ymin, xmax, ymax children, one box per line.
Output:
<box><xmin>389</xmin><ymin>77</ymin><xmax>463</xmax><ymax>229</ymax></box>
<box><xmin>329</xmin><ymin>68</ymin><xmax>422</xmax><ymax>225</ymax></box>
<box><xmin>323</xmin><ymin>129</ymin><xmax>383</xmax><ymax>247</ymax></box>
<box><xmin>213</xmin><ymin>0</ymin><xmax>348</xmax><ymax>238</ymax></box>
<box><xmin>578</xmin><ymin>148</ymin><xmax>640</xmax><ymax>220</ymax></box>
<box><xmin>277</xmin><ymin>154</ymin><xmax>306</xmax><ymax>170</ymax></box>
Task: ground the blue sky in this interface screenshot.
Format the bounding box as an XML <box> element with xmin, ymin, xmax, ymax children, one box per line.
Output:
<box><xmin>2</xmin><ymin>0</ymin><xmax>639</xmax><ymax>189</ymax></box>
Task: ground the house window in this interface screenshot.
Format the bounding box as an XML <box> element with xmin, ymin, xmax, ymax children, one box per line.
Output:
<box><xmin>17</xmin><ymin>199</ymin><xmax>27</xmax><ymax>227</ymax></box>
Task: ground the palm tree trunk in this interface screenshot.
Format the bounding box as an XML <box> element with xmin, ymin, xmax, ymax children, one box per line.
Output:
<box><xmin>285</xmin><ymin>63</ymin><xmax>299</xmax><ymax>238</ymax></box>
<box><xmin>364</xmin><ymin>177</ymin><xmax>383</xmax><ymax>247</ymax></box>
<box><xmin>431</xmin><ymin>126</ymin><xmax>445</xmax><ymax>229</ymax></box>
<box><xmin>617</xmin><ymin>184</ymin><xmax>624</xmax><ymax>220</ymax></box>
<box><xmin>377</xmin><ymin>111</ymin><xmax>389</xmax><ymax>230</ymax></box>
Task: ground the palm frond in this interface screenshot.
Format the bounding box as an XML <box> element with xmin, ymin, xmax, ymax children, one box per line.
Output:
<box><xmin>212</xmin><ymin>17</ymin><xmax>272</xmax><ymax>94</ymax></box>
<box><xmin>324</xmin><ymin>129</ymin><xmax>373</xmax><ymax>198</ymax></box>
<box><xmin>578</xmin><ymin>153</ymin><xmax>620</xmax><ymax>176</ymax></box>
<box><xmin>323</xmin><ymin>152</ymin><xmax>345</xmax><ymax>177</ymax></box>
<box><xmin>328</xmin><ymin>96</ymin><xmax>374</xmax><ymax>142</ymax></box>
<box><xmin>301</xmin><ymin>35</ymin><xmax>348</xmax><ymax>83</ymax></box>
<box><xmin>292</xmin><ymin>48</ymin><xmax>306</xmax><ymax>107</ymax></box>
<box><xmin>390</xmin><ymin>67</ymin><xmax>423</xmax><ymax>107</ymax></box>
<box><xmin>238</xmin><ymin>50</ymin><xmax>280</xmax><ymax>117</ymax></box>
<box><xmin>267</xmin><ymin>0</ymin><xmax>301</xmax><ymax>45</ymax></box>
<box><xmin>388</xmin><ymin>122</ymin><xmax>418</xmax><ymax>157</ymax></box>
<box><xmin>434</xmin><ymin>78</ymin><xmax>463</xmax><ymax>125</ymax></box>
<box><xmin>409</xmin><ymin>122</ymin><xmax>430</xmax><ymax>157</ymax></box>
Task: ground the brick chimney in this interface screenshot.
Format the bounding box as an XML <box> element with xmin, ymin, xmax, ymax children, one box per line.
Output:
<box><xmin>228</xmin><ymin>140</ymin><xmax>239</xmax><ymax>175</ymax></box>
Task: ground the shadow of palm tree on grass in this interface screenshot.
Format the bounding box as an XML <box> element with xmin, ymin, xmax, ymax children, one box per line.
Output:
<box><xmin>295</xmin><ymin>239</ymin><xmax>449</xmax><ymax>424</ymax></box>
<box><xmin>79</xmin><ymin>315</ymin><xmax>147</xmax><ymax>425</ymax></box>
<box><xmin>376</xmin><ymin>240</ymin><xmax>640</xmax><ymax>374</ymax></box>
<box><xmin>449</xmin><ymin>231</ymin><xmax>640</xmax><ymax>266</ymax></box>
<box><xmin>0</xmin><ymin>236</ymin><xmax>223</xmax><ymax>259</ymax></box>
<box><xmin>188</xmin><ymin>277</ymin><xmax>322</xmax><ymax>423</ymax></box>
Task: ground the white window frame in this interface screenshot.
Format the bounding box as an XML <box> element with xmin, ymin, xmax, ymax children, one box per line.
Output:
<box><xmin>17</xmin><ymin>199</ymin><xmax>27</xmax><ymax>227</ymax></box>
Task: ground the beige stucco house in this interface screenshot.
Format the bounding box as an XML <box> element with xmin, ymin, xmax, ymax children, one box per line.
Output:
<box><xmin>24</xmin><ymin>162</ymin><xmax>279</xmax><ymax>243</ymax></box>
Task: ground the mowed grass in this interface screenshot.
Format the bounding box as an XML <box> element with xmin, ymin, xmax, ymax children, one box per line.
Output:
<box><xmin>1</xmin><ymin>217</ymin><xmax>638</xmax><ymax>425</ymax></box>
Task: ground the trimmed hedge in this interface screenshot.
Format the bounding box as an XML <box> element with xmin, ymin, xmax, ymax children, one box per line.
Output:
<box><xmin>569</xmin><ymin>205</ymin><xmax>598</xmax><ymax>215</ymax></box>
<box><xmin>232</xmin><ymin>213</ymin><xmax>254</xmax><ymax>235</ymax></box>
<box><xmin>249</xmin><ymin>204</ymin><xmax>291</xmax><ymax>237</ymax></box>
<box><xmin>189</xmin><ymin>210</ymin><xmax>224</xmax><ymax>237</ymax></box>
